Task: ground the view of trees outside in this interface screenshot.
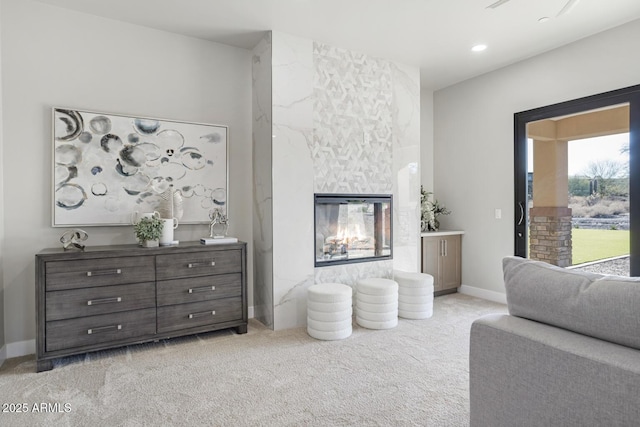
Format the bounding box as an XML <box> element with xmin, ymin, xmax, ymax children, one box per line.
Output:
<box><xmin>528</xmin><ymin>133</ymin><xmax>630</xmax><ymax>268</ymax></box>
<box><xmin>568</xmin><ymin>134</ymin><xmax>629</xmax><ymax>229</ymax></box>
<box><xmin>568</xmin><ymin>134</ymin><xmax>629</xmax><ymax>270</ymax></box>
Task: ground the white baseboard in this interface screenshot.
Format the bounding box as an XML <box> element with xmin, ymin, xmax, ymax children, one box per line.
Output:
<box><xmin>7</xmin><ymin>339</ymin><xmax>35</xmax><ymax>358</ymax></box>
<box><xmin>248</xmin><ymin>306</ymin><xmax>254</xmax><ymax>319</ymax></box>
<box><xmin>459</xmin><ymin>285</ymin><xmax>507</xmax><ymax>305</ymax></box>
<box><xmin>0</xmin><ymin>344</ymin><xmax>6</xmax><ymax>367</ymax></box>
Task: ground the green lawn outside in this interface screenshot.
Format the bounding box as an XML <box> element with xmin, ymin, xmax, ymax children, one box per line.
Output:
<box><xmin>571</xmin><ymin>228</ymin><xmax>630</xmax><ymax>265</ymax></box>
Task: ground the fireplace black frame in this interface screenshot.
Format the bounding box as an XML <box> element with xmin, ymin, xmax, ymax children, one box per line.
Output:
<box><xmin>314</xmin><ymin>193</ymin><xmax>393</xmax><ymax>267</ymax></box>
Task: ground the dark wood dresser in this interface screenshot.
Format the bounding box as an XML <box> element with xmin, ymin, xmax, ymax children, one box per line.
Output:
<box><xmin>35</xmin><ymin>241</ymin><xmax>247</xmax><ymax>372</ymax></box>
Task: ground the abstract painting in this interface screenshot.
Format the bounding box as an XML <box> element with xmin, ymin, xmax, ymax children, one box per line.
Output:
<box><xmin>53</xmin><ymin>108</ymin><xmax>228</xmax><ymax>226</ymax></box>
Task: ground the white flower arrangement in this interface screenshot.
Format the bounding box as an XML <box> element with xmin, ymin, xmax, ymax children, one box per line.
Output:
<box><xmin>421</xmin><ymin>186</ymin><xmax>450</xmax><ymax>232</ymax></box>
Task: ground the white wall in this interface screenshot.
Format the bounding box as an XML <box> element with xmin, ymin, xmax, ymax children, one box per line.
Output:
<box><xmin>1</xmin><ymin>0</ymin><xmax>253</xmax><ymax>355</ymax></box>
<box><xmin>434</xmin><ymin>18</ymin><xmax>640</xmax><ymax>299</ymax></box>
<box><xmin>0</xmin><ymin>0</ymin><xmax>5</xmax><ymax>366</ymax></box>
<box><xmin>421</xmin><ymin>89</ymin><xmax>434</xmax><ymax>193</ymax></box>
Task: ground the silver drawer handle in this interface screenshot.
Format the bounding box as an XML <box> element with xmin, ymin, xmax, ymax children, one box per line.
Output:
<box><xmin>87</xmin><ymin>269</ymin><xmax>122</xmax><ymax>277</ymax></box>
<box><xmin>87</xmin><ymin>297</ymin><xmax>122</xmax><ymax>306</ymax></box>
<box><xmin>188</xmin><ymin>286</ymin><xmax>216</xmax><ymax>294</ymax></box>
<box><xmin>87</xmin><ymin>324</ymin><xmax>122</xmax><ymax>335</ymax></box>
<box><xmin>188</xmin><ymin>311</ymin><xmax>216</xmax><ymax>319</ymax></box>
<box><xmin>187</xmin><ymin>261</ymin><xmax>215</xmax><ymax>268</ymax></box>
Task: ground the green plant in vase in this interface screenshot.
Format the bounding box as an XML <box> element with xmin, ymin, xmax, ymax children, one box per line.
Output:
<box><xmin>420</xmin><ymin>185</ymin><xmax>450</xmax><ymax>232</ymax></box>
<box><xmin>134</xmin><ymin>217</ymin><xmax>164</xmax><ymax>247</ymax></box>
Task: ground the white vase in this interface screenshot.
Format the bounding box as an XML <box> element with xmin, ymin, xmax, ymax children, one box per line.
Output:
<box><xmin>159</xmin><ymin>218</ymin><xmax>179</xmax><ymax>246</ymax></box>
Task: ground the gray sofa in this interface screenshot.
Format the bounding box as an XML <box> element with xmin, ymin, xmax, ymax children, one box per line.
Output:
<box><xmin>469</xmin><ymin>256</ymin><xmax>640</xmax><ymax>427</ymax></box>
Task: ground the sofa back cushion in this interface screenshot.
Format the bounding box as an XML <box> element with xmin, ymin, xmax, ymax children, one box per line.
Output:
<box><xmin>503</xmin><ymin>256</ymin><xmax>640</xmax><ymax>350</ymax></box>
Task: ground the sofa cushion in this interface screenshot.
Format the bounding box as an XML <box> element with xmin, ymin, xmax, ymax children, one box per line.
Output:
<box><xmin>503</xmin><ymin>256</ymin><xmax>640</xmax><ymax>350</ymax></box>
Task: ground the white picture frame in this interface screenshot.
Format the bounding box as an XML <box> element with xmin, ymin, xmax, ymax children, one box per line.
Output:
<box><xmin>52</xmin><ymin>107</ymin><xmax>228</xmax><ymax>226</ymax></box>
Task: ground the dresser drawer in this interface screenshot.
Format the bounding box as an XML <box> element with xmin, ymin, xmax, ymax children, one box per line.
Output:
<box><xmin>156</xmin><ymin>249</ymin><xmax>241</xmax><ymax>280</ymax></box>
<box><xmin>45</xmin><ymin>256</ymin><xmax>155</xmax><ymax>291</ymax></box>
<box><xmin>46</xmin><ymin>282</ymin><xmax>156</xmax><ymax>321</ymax></box>
<box><xmin>45</xmin><ymin>308</ymin><xmax>156</xmax><ymax>352</ymax></box>
<box><xmin>157</xmin><ymin>273</ymin><xmax>241</xmax><ymax>306</ymax></box>
<box><xmin>157</xmin><ymin>297</ymin><xmax>242</xmax><ymax>334</ymax></box>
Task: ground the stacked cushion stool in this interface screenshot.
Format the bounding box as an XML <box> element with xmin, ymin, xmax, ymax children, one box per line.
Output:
<box><xmin>355</xmin><ymin>278</ymin><xmax>399</xmax><ymax>330</ymax></box>
<box><xmin>394</xmin><ymin>270</ymin><xmax>434</xmax><ymax>319</ymax></box>
<box><xmin>307</xmin><ymin>283</ymin><xmax>353</xmax><ymax>340</ymax></box>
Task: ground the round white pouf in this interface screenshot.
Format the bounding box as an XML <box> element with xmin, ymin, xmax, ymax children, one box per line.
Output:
<box><xmin>393</xmin><ymin>270</ymin><xmax>434</xmax><ymax>320</ymax></box>
<box><xmin>355</xmin><ymin>278</ymin><xmax>398</xmax><ymax>330</ymax></box>
<box><xmin>307</xmin><ymin>283</ymin><xmax>353</xmax><ymax>340</ymax></box>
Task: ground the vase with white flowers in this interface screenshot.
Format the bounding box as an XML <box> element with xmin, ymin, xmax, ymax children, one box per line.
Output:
<box><xmin>420</xmin><ymin>186</ymin><xmax>450</xmax><ymax>232</ymax></box>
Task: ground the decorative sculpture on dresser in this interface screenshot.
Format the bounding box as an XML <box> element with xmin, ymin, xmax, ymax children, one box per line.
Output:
<box><xmin>157</xmin><ymin>186</ymin><xmax>184</xmax><ymax>221</ymax></box>
<box><xmin>209</xmin><ymin>208</ymin><xmax>229</xmax><ymax>238</ymax></box>
<box><xmin>59</xmin><ymin>229</ymin><xmax>89</xmax><ymax>251</ymax></box>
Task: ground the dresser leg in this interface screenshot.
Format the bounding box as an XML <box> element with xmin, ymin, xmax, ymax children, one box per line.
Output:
<box><xmin>37</xmin><ymin>359</ymin><xmax>53</xmax><ymax>372</ymax></box>
<box><xmin>234</xmin><ymin>324</ymin><xmax>248</xmax><ymax>334</ymax></box>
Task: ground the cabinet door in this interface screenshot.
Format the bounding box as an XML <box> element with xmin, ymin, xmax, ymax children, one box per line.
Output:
<box><xmin>421</xmin><ymin>237</ymin><xmax>442</xmax><ymax>290</ymax></box>
<box><xmin>439</xmin><ymin>235</ymin><xmax>461</xmax><ymax>291</ymax></box>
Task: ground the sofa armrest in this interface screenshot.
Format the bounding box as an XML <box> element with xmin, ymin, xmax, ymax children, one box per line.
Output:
<box><xmin>470</xmin><ymin>314</ymin><xmax>640</xmax><ymax>427</ymax></box>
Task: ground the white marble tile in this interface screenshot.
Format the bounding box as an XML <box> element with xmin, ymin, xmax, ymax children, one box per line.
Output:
<box><xmin>314</xmin><ymin>260</ymin><xmax>394</xmax><ymax>293</ymax></box>
<box><xmin>271</xmin><ymin>32</ymin><xmax>315</xmax><ymax>330</ymax></box>
<box><xmin>272</xmin><ymin>32</ymin><xmax>314</xmax><ymax>131</ymax></box>
<box><xmin>273</xmin><ymin>274</ymin><xmax>315</xmax><ymax>330</ymax></box>
<box><xmin>392</xmin><ymin>61</ymin><xmax>421</xmax><ymax>273</ymax></box>
<box><xmin>390</xmin><ymin>62</ymin><xmax>421</xmax><ymax>148</ymax></box>
<box><xmin>272</xmin><ymin>124</ymin><xmax>314</xmax><ymax>330</ymax></box>
<box><xmin>312</xmin><ymin>42</ymin><xmax>393</xmax><ymax>194</ymax></box>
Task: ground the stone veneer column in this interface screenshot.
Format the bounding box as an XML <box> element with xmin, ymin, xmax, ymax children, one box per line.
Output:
<box><xmin>529</xmin><ymin>207</ymin><xmax>572</xmax><ymax>267</ymax></box>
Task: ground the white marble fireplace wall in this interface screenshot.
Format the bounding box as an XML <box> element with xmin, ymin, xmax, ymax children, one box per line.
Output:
<box><xmin>311</xmin><ymin>42</ymin><xmax>420</xmax><ymax>287</ymax></box>
<box><xmin>254</xmin><ymin>31</ymin><xmax>420</xmax><ymax>330</ymax></box>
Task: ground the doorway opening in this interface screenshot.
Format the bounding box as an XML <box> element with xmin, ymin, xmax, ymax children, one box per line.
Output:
<box><xmin>526</xmin><ymin>104</ymin><xmax>630</xmax><ymax>275</ymax></box>
<box><xmin>514</xmin><ymin>84</ymin><xmax>640</xmax><ymax>276</ymax></box>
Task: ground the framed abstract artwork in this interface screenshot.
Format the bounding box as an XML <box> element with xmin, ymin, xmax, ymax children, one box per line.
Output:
<box><xmin>52</xmin><ymin>108</ymin><xmax>228</xmax><ymax>226</ymax></box>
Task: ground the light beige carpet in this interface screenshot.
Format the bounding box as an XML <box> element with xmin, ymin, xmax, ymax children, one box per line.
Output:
<box><xmin>0</xmin><ymin>294</ymin><xmax>506</xmax><ymax>427</ymax></box>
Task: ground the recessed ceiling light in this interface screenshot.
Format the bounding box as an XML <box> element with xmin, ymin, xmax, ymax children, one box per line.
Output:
<box><xmin>471</xmin><ymin>44</ymin><xmax>487</xmax><ymax>52</ymax></box>
<box><xmin>538</xmin><ymin>16</ymin><xmax>551</xmax><ymax>23</ymax></box>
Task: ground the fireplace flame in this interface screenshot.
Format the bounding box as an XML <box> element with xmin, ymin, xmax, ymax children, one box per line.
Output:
<box><xmin>336</xmin><ymin>224</ymin><xmax>365</xmax><ymax>244</ymax></box>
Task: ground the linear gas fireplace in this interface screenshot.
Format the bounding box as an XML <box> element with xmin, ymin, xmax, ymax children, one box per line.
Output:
<box><xmin>314</xmin><ymin>194</ymin><xmax>392</xmax><ymax>267</ymax></box>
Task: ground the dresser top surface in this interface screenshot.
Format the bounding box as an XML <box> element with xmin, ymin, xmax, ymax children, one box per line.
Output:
<box><xmin>37</xmin><ymin>240</ymin><xmax>247</xmax><ymax>259</ymax></box>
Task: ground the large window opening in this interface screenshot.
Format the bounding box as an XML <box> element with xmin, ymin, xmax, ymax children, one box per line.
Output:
<box><xmin>527</xmin><ymin>125</ymin><xmax>630</xmax><ymax>275</ymax></box>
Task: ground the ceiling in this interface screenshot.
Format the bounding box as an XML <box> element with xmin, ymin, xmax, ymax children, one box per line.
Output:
<box><xmin>35</xmin><ymin>0</ymin><xmax>640</xmax><ymax>90</ymax></box>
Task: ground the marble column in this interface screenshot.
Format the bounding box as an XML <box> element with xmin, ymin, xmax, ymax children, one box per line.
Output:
<box><xmin>271</xmin><ymin>32</ymin><xmax>315</xmax><ymax>330</ymax></box>
<box><xmin>391</xmin><ymin>61</ymin><xmax>421</xmax><ymax>273</ymax></box>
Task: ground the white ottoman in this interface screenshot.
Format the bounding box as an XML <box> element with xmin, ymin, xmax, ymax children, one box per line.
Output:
<box><xmin>393</xmin><ymin>270</ymin><xmax>434</xmax><ymax>319</ymax></box>
<box><xmin>307</xmin><ymin>283</ymin><xmax>353</xmax><ymax>340</ymax></box>
<box><xmin>355</xmin><ymin>278</ymin><xmax>398</xmax><ymax>330</ymax></box>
